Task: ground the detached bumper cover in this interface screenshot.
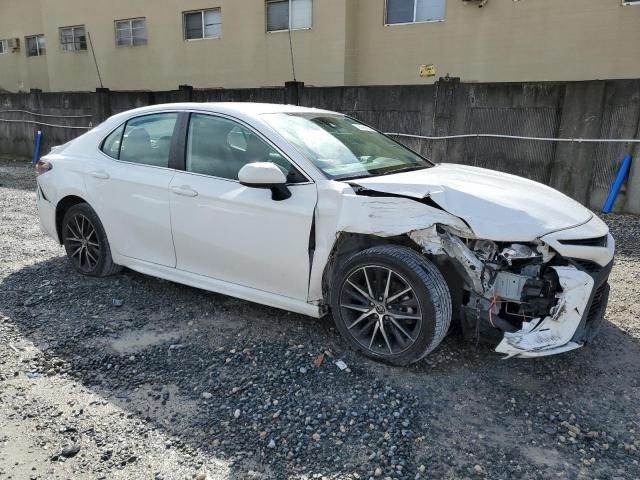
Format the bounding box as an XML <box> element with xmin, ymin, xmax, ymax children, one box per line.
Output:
<box><xmin>495</xmin><ymin>260</ymin><xmax>613</xmax><ymax>358</ymax></box>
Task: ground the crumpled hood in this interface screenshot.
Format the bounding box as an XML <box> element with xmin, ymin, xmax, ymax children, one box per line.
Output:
<box><xmin>351</xmin><ymin>163</ymin><xmax>592</xmax><ymax>241</ymax></box>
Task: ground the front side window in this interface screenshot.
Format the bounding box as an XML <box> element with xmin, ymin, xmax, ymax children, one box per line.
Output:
<box><xmin>385</xmin><ymin>0</ymin><xmax>446</xmax><ymax>24</ymax></box>
<box><xmin>186</xmin><ymin>113</ymin><xmax>304</xmax><ymax>182</ymax></box>
<box><xmin>26</xmin><ymin>35</ymin><xmax>45</xmax><ymax>57</ymax></box>
<box><xmin>101</xmin><ymin>113</ymin><xmax>177</xmax><ymax>168</ymax></box>
<box><xmin>262</xmin><ymin>113</ymin><xmax>432</xmax><ymax>180</ymax></box>
<box><xmin>266</xmin><ymin>0</ymin><xmax>312</xmax><ymax>32</ymax></box>
<box><xmin>0</xmin><ymin>40</ymin><xmax>7</xmax><ymax>54</ymax></box>
<box><xmin>115</xmin><ymin>18</ymin><xmax>147</xmax><ymax>47</ymax></box>
<box><xmin>60</xmin><ymin>25</ymin><xmax>86</xmax><ymax>51</ymax></box>
<box><xmin>184</xmin><ymin>9</ymin><xmax>222</xmax><ymax>40</ymax></box>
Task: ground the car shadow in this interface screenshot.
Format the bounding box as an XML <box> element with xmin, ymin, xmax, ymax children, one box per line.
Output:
<box><xmin>2</xmin><ymin>256</ymin><xmax>640</xmax><ymax>479</ymax></box>
<box><xmin>0</xmin><ymin>256</ymin><xmax>399</xmax><ymax>478</ymax></box>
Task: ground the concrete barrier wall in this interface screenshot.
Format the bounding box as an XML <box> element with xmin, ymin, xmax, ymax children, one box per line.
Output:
<box><xmin>1</xmin><ymin>80</ymin><xmax>639</xmax><ymax>213</ymax></box>
<box><xmin>0</xmin><ymin>90</ymin><xmax>94</xmax><ymax>160</ymax></box>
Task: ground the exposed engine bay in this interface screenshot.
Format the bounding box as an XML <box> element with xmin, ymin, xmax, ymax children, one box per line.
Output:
<box><xmin>451</xmin><ymin>236</ymin><xmax>559</xmax><ymax>331</ymax></box>
<box><xmin>410</xmin><ymin>227</ymin><xmax>597</xmax><ymax>358</ymax></box>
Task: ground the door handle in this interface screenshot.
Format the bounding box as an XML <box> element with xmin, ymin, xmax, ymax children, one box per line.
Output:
<box><xmin>171</xmin><ymin>185</ymin><xmax>199</xmax><ymax>197</ymax></box>
<box><xmin>89</xmin><ymin>170</ymin><xmax>109</xmax><ymax>180</ymax></box>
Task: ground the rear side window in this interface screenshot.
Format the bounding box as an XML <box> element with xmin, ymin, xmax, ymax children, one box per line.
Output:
<box><xmin>101</xmin><ymin>113</ymin><xmax>178</xmax><ymax>168</ymax></box>
<box><xmin>101</xmin><ymin>124</ymin><xmax>125</xmax><ymax>159</ymax></box>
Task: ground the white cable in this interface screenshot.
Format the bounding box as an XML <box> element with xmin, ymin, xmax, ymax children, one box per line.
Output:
<box><xmin>386</xmin><ymin>132</ymin><xmax>640</xmax><ymax>143</ymax></box>
<box><xmin>0</xmin><ymin>119</ymin><xmax>637</xmax><ymax>138</ymax></box>
<box><xmin>0</xmin><ymin>118</ymin><xmax>91</xmax><ymax>130</ymax></box>
<box><xmin>0</xmin><ymin>109</ymin><xmax>93</xmax><ymax>119</ymax></box>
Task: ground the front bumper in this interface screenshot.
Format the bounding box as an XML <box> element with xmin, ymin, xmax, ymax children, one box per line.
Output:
<box><xmin>568</xmin><ymin>258</ymin><xmax>613</xmax><ymax>345</ymax></box>
<box><xmin>495</xmin><ymin>259</ymin><xmax>612</xmax><ymax>358</ymax></box>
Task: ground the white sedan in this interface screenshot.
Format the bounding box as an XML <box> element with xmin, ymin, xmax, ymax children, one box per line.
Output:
<box><xmin>35</xmin><ymin>103</ymin><xmax>615</xmax><ymax>365</ymax></box>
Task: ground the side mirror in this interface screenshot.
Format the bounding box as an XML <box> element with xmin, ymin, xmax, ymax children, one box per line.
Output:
<box><xmin>238</xmin><ymin>162</ymin><xmax>291</xmax><ymax>201</ymax></box>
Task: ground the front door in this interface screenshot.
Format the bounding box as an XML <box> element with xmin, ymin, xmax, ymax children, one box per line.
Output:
<box><xmin>169</xmin><ymin>113</ymin><xmax>317</xmax><ymax>301</ymax></box>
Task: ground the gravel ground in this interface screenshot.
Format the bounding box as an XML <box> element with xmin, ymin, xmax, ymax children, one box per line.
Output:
<box><xmin>1</xmin><ymin>159</ymin><xmax>639</xmax><ymax>480</ymax></box>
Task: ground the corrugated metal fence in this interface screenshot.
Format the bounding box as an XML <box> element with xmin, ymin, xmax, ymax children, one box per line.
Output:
<box><xmin>1</xmin><ymin>80</ymin><xmax>639</xmax><ymax>212</ymax></box>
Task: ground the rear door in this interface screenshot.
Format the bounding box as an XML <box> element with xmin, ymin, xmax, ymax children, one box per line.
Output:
<box><xmin>84</xmin><ymin>112</ymin><xmax>180</xmax><ymax>267</ymax></box>
<box><xmin>169</xmin><ymin>112</ymin><xmax>317</xmax><ymax>301</ymax></box>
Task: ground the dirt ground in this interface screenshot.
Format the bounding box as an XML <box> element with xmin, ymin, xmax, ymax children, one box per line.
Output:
<box><xmin>1</xmin><ymin>159</ymin><xmax>639</xmax><ymax>480</ymax></box>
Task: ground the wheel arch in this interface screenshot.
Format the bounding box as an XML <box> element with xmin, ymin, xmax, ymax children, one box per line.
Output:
<box><xmin>321</xmin><ymin>232</ymin><xmax>466</xmax><ymax>327</ymax></box>
<box><xmin>55</xmin><ymin>195</ymin><xmax>91</xmax><ymax>245</ymax></box>
<box><xmin>321</xmin><ymin>232</ymin><xmax>419</xmax><ymax>303</ymax></box>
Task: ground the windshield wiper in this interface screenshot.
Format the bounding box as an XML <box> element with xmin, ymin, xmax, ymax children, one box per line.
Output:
<box><xmin>378</xmin><ymin>165</ymin><xmax>428</xmax><ymax>176</ymax></box>
<box><xmin>336</xmin><ymin>173</ymin><xmax>373</xmax><ymax>181</ymax></box>
<box><xmin>337</xmin><ymin>165</ymin><xmax>428</xmax><ymax>181</ymax></box>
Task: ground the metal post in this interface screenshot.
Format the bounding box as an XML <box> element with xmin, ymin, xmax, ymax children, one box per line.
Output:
<box><xmin>87</xmin><ymin>31</ymin><xmax>104</xmax><ymax>89</ymax></box>
<box><xmin>602</xmin><ymin>154</ymin><xmax>633</xmax><ymax>213</ymax></box>
<box><xmin>32</xmin><ymin>130</ymin><xmax>42</xmax><ymax>164</ymax></box>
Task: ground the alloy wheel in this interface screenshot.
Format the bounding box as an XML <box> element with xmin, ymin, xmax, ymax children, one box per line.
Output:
<box><xmin>64</xmin><ymin>213</ymin><xmax>101</xmax><ymax>273</ymax></box>
<box><xmin>338</xmin><ymin>265</ymin><xmax>423</xmax><ymax>356</ymax></box>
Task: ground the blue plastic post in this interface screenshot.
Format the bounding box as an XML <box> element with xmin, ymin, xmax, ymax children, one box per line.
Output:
<box><xmin>602</xmin><ymin>154</ymin><xmax>633</xmax><ymax>213</ymax></box>
<box><xmin>32</xmin><ymin>130</ymin><xmax>42</xmax><ymax>164</ymax></box>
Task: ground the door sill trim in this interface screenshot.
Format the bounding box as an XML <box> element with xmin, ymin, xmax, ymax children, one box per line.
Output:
<box><xmin>114</xmin><ymin>256</ymin><xmax>321</xmax><ymax>318</ymax></box>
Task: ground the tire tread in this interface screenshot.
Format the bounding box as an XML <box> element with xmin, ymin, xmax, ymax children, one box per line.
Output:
<box><xmin>331</xmin><ymin>245</ymin><xmax>452</xmax><ymax>364</ymax></box>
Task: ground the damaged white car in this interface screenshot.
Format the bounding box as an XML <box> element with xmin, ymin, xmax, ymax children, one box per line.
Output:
<box><xmin>35</xmin><ymin>103</ymin><xmax>615</xmax><ymax>365</ymax></box>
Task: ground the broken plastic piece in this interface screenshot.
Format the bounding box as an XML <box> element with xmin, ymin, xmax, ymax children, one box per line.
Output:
<box><xmin>495</xmin><ymin>266</ymin><xmax>594</xmax><ymax>358</ymax></box>
<box><xmin>408</xmin><ymin>225</ymin><xmax>444</xmax><ymax>255</ymax></box>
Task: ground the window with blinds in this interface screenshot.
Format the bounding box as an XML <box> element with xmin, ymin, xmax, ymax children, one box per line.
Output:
<box><xmin>385</xmin><ymin>0</ymin><xmax>446</xmax><ymax>24</ymax></box>
<box><xmin>184</xmin><ymin>9</ymin><xmax>222</xmax><ymax>40</ymax></box>
<box><xmin>115</xmin><ymin>18</ymin><xmax>147</xmax><ymax>47</ymax></box>
<box><xmin>266</xmin><ymin>0</ymin><xmax>312</xmax><ymax>32</ymax></box>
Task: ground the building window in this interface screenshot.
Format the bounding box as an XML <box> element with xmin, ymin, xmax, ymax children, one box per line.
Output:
<box><xmin>60</xmin><ymin>25</ymin><xmax>86</xmax><ymax>51</ymax></box>
<box><xmin>26</xmin><ymin>35</ymin><xmax>46</xmax><ymax>57</ymax></box>
<box><xmin>0</xmin><ymin>39</ymin><xmax>7</xmax><ymax>54</ymax></box>
<box><xmin>266</xmin><ymin>0</ymin><xmax>312</xmax><ymax>32</ymax></box>
<box><xmin>115</xmin><ymin>18</ymin><xmax>147</xmax><ymax>47</ymax></box>
<box><xmin>385</xmin><ymin>0</ymin><xmax>445</xmax><ymax>24</ymax></box>
<box><xmin>184</xmin><ymin>9</ymin><xmax>222</xmax><ymax>40</ymax></box>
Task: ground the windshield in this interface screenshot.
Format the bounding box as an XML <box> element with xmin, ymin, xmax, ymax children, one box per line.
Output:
<box><xmin>261</xmin><ymin>113</ymin><xmax>432</xmax><ymax>180</ymax></box>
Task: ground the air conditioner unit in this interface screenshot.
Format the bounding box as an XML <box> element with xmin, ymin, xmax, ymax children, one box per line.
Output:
<box><xmin>7</xmin><ymin>38</ymin><xmax>20</xmax><ymax>51</ymax></box>
<box><xmin>622</xmin><ymin>0</ymin><xmax>640</xmax><ymax>5</ymax></box>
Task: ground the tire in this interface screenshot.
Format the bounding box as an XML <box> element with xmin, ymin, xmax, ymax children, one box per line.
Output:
<box><xmin>330</xmin><ymin>245</ymin><xmax>451</xmax><ymax>366</ymax></box>
<box><xmin>61</xmin><ymin>203</ymin><xmax>122</xmax><ymax>277</ymax></box>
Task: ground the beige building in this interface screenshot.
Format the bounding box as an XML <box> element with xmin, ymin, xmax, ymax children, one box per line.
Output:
<box><xmin>1</xmin><ymin>0</ymin><xmax>639</xmax><ymax>93</ymax></box>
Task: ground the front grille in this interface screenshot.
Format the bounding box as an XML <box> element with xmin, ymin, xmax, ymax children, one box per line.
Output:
<box><xmin>570</xmin><ymin>259</ymin><xmax>603</xmax><ymax>274</ymax></box>
<box><xmin>558</xmin><ymin>235</ymin><xmax>608</xmax><ymax>247</ymax></box>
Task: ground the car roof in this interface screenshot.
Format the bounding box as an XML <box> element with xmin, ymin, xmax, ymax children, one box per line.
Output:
<box><xmin>111</xmin><ymin>102</ymin><xmax>339</xmax><ymax>121</ymax></box>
